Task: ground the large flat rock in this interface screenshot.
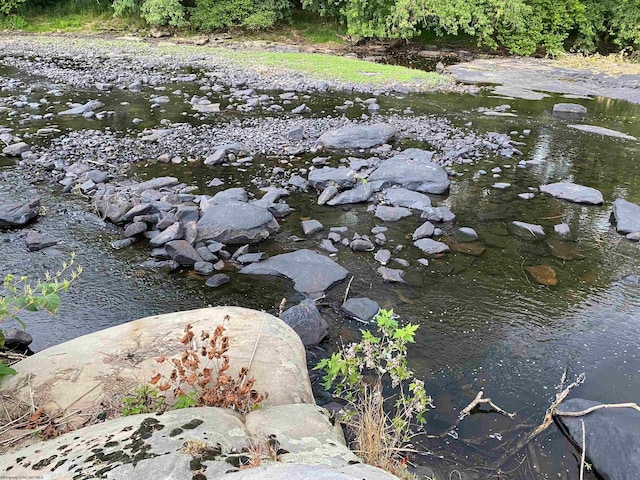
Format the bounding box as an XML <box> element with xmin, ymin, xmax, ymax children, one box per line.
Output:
<box><xmin>0</xmin><ymin>198</ymin><xmax>40</xmax><ymax>227</ymax></box>
<box><xmin>0</xmin><ymin>307</ymin><xmax>313</xmax><ymax>433</ymax></box>
<box><xmin>557</xmin><ymin>398</ymin><xmax>640</xmax><ymax>480</ymax></box>
<box><xmin>613</xmin><ymin>198</ymin><xmax>640</xmax><ymax>234</ymax></box>
<box><xmin>540</xmin><ymin>182</ymin><xmax>604</xmax><ymax>205</ymax></box>
<box><xmin>568</xmin><ymin>124</ymin><xmax>637</xmax><ymax>140</ymax></box>
<box><xmin>368</xmin><ymin>154</ymin><xmax>450</xmax><ymax>194</ymax></box>
<box><xmin>197</xmin><ymin>201</ymin><xmax>280</xmax><ymax>244</ymax></box>
<box><xmin>240</xmin><ymin>249</ymin><xmax>348</xmax><ymax>298</ymax></box>
<box><xmin>316</xmin><ymin>123</ymin><xmax>396</xmax><ymax>149</ymax></box>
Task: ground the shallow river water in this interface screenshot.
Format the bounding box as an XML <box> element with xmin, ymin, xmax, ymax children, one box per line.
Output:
<box><xmin>1</xmin><ymin>58</ymin><xmax>640</xmax><ymax>479</ymax></box>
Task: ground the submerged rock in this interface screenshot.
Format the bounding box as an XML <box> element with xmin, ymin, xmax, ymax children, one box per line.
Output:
<box><xmin>540</xmin><ymin>182</ymin><xmax>603</xmax><ymax>205</ymax></box>
<box><xmin>512</xmin><ymin>221</ymin><xmax>545</xmax><ymax>237</ymax></box>
<box><xmin>240</xmin><ymin>249</ymin><xmax>348</xmax><ymax>298</ymax></box>
<box><xmin>613</xmin><ymin>199</ymin><xmax>640</xmax><ymax>234</ymax></box>
<box><xmin>569</xmin><ymin>124</ymin><xmax>637</xmax><ymax>141</ymax></box>
<box><xmin>341</xmin><ymin>297</ymin><xmax>380</xmax><ymax>323</ymax></box>
<box><xmin>280</xmin><ymin>299</ymin><xmax>329</xmax><ymax>346</ymax></box>
<box><xmin>317</xmin><ymin>123</ymin><xmax>396</xmax><ymax>149</ymax></box>
<box><xmin>526</xmin><ymin>265</ymin><xmax>558</xmax><ymax>285</ymax></box>
<box><xmin>552</xmin><ymin>103</ymin><xmax>587</xmax><ymax>116</ymax></box>
<box><xmin>0</xmin><ymin>198</ymin><xmax>40</xmax><ymax>227</ymax></box>
<box><xmin>414</xmin><ymin>238</ymin><xmax>450</xmax><ymax>255</ymax></box>
<box><xmin>377</xmin><ymin>267</ymin><xmax>405</xmax><ymax>283</ymax></box>
<box><xmin>557</xmin><ymin>398</ymin><xmax>640</xmax><ymax>480</ymax></box>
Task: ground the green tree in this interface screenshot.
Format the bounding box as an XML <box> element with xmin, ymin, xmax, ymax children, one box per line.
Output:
<box><xmin>190</xmin><ymin>0</ymin><xmax>291</xmax><ymax>31</ymax></box>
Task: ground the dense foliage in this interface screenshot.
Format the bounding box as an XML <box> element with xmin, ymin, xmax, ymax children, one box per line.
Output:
<box><xmin>191</xmin><ymin>0</ymin><xmax>290</xmax><ymax>31</ymax></box>
<box><xmin>302</xmin><ymin>0</ymin><xmax>640</xmax><ymax>54</ymax></box>
<box><xmin>0</xmin><ymin>0</ymin><xmax>26</xmax><ymax>16</ymax></box>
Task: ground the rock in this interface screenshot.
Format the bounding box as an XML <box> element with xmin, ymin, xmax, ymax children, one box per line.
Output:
<box><xmin>556</xmin><ymin>398</ymin><xmax>640</xmax><ymax>480</ymax></box>
<box><xmin>327</xmin><ymin>182</ymin><xmax>379</xmax><ymax>205</ymax></box>
<box><xmin>236</xmin><ymin>253</ymin><xmax>265</xmax><ymax>263</ymax></box>
<box><xmin>555</xmin><ymin>223</ymin><xmax>571</xmax><ymax>235</ymax></box>
<box><xmin>165</xmin><ymin>240</ymin><xmax>203</xmax><ymax>265</ymax></box>
<box><xmin>204</xmin><ymin>149</ymin><xmax>226</xmax><ymax>165</ymax></box>
<box><xmin>124</xmin><ymin>221</ymin><xmax>147</xmax><ymax>237</ymax></box>
<box><xmin>3</xmin><ymin>328</ymin><xmax>33</xmax><ymax>348</ymax></box>
<box><xmin>287</xmin><ymin>126</ymin><xmax>304</xmax><ymax>142</ymax></box>
<box><xmin>549</xmin><ymin>241</ymin><xmax>582</xmax><ymax>260</ymax></box>
<box><xmin>0</xmin><ymin>198</ymin><xmax>40</xmax><ymax>227</ymax></box>
<box><xmin>384</xmin><ymin>188</ymin><xmax>432</xmax><ymax>210</ymax></box>
<box><xmin>412</xmin><ymin>221</ymin><xmax>435</xmax><ymax>240</ymax></box>
<box><xmin>130</xmin><ymin>176</ymin><xmax>179</xmax><ymax>193</ymax></box>
<box><xmin>375</xmin><ymin>205</ymin><xmax>412</xmax><ymax>221</ymax></box>
<box><xmin>320</xmin><ymin>239</ymin><xmax>338</xmax><ymax>253</ymax></box>
<box><xmin>291</xmin><ymin>103</ymin><xmax>309</xmax><ymax>114</ymax></box>
<box><xmin>569</xmin><ymin>124</ymin><xmax>636</xmax><ymax>140</ymax></box>
<box><xmin>512</xmin><ymin>221</ymin><xmax>545</xmax><ymax>237</ymax></box>
<box><xmin>58</xmin><ymin>99</ymin><xmax>103</xmax><ymax>115</ymax></box>
<box><xmin>302</xmin><ymin>219</ymin><xmax>323</xmax><ymax>235</ymax></box>
<box><xmin>341</xmin><ymin>297</ymin><xmax>379</xmax><ymax>323</ymax></box>
<box><xmin>86</xmin><ymin>170</ymin><xmax>109</xmax><ymax>184</ymax></box>
<box><xmin>492</xmin><ymin>182</ymin><xmax>511</xmax><ymax>189</ymax></box>
<box><xmin>368</xmin><ymin>153</ymin><xmax>449</xmax><ymax>194</ymax></box>
<box><xmin>205</xmin><ymin>273</ymin><xmax>230</xmax><ymax>287</ymax></box>
<box><xmin>374</xmin><ymin>249</ymin><xmax>391</xmax><ymax>265</ymax></box>
<box><xmin>421</xmin><ymin>206</ymin><xmax>456</xmax><ymax>223</ymax></box>
<box><xmin>211</xmin><ymin>188</ymin><xmax>249</xmax><ymax>204</ymax></box>
<box><xmin>194</xmin><ymin>261</ymin><xmax>214</xmax><ymax>276</ymax></box>
<box><xmin>111</xmin><ymin>238</ymin><xmax>136</xmax><ymax>249</ymax></box>
<box><xmin>458</xmin><ymin>227</ymin><xmax>478</xmax><ymax>239</ymax></box>
<box><xmin>2</xmin><ymin>141</ymin><xmax>30</xmax><ymax>157</ymax></box>
<box><xmin>308</xmin><ymin>167</ymin><xmax>357</xmax><ymax>190</ymax></box>
<box><xmin>317</xmin><ymin>185</ymin><xmax>338</xmax><ymax>205</ymax></box>
<box><xmin>280</xmin><ymin>299</ymin><xmax>328</xmax><ymax>346</ymax></box>
<box><xmin>445</xmin><ymin>239</ymin><xmax>485</xmax><ymax>256</ymax></box>
<box><xmin>613</xmin><ymin>199</ymin><xmax>640</xmax><ymax>234</ymax></box>
<box><xmin>626</xmin><ymin>232</ymin><xmax>640</xmax><ymax>241</ymax></box>
<box><xmin>149</xmin><ymin>221</ymin><xmax>183</xmax><ymax>246</ymax></box>
<box><xmin>414</xmin><ymin>238</ymin><xmax>450</xmax><ymax>255</ymax></box>
<box><xmin>317</xmin><ymin>123</ymin><xmax>396</xmax><ymax>149</ymax></box>
<box><xmin>197</xmin><ymin>201</ymin><xmax>279</xmax><ymax>244</ymax></box>
<box><xmin>518</xmin><ymin>193</ymin><xmax>535</xmax><ymax>200</ymax></box>
<box><xmin>552</xmin><ymin>103</ymin><xmax>587</xmax><ymax>115</ymax></box>
<box><xmin>139</xmin><ymin>259</ymin><xmax>179</xmax><ymax>272</ymax></box>
<box><xmin>24</xmin><ymin>231</ymin><xmax>58</xmax><ymax>251</ymax></box>
<box><xmin>94</xmin><ymin>190</ymin><xmax>133</xmax><ymax>223</ymax></box>
<box><xmin>377</xmin><ymin>267</ymin><xmax>405</xmax><ymax>283</ymax></box>
<box><xmin>526</xmin><ymin>265</ymin><xmax>558</xmax><ymax>285</ymax></box>
<box><xmin>540</xmin><ymin>182</ymin><xmax>604</xmax><ymax>205</ymax></box>
<box><xmin>240</xmin><ymin>249</ymin><xmax>348</xmax><ymax>298</ymax></box>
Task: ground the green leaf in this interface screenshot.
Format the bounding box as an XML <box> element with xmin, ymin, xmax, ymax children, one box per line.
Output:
<box><xmin>173</xmin><ymin>392</ymin><xmax>198</xmax><ymax>409</ymax></box>
<box><xmin>40</xmin><ymin>293</ymin><xmax>61</xmax><ymax>313</ymax></box>
<box><xmin>0</xmin><ymin>361</ymin><xmax>17</xmax><ymax>378</ymax></box>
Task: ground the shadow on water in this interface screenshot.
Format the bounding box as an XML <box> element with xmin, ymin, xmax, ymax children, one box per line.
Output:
<box><xmin>2</xmin><ymin>57</ymin><xmax>640</xmax><ymax>479</ymax></box>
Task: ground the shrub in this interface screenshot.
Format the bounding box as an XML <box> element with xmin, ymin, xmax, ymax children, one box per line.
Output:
<box><xmin>0</xmin><ymin>0</ymin><xmax>26</xmax><ymax>16</ymax></box>
<box><xmin>190</xmin><ymin>0</ymin><xmax>291</xmax><ymax>32</ymax></box>
<box><xmin>113</xmin><ymin>0</ymin><xmax>186</xmax><ymax>27</ymax></box>
<box><xmin>315</xmin><ymin>309</ymin><xmax>431</xmax><ymax>477</ymax></box>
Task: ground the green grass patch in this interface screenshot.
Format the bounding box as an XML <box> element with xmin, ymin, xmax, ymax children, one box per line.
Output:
<box><xmin>216</xmin><ymin>49</ymin><xmax>449</xmax><ymax>87</ymax></box>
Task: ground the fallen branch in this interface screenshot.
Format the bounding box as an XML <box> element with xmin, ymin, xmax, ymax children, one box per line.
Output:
<box><xmin>555</xmin><ymin>402</ymin><xmax>640</xmax><ymax>417</ymax></box>
<box><xmin>579</xmin><ymin>420</ymin><xmax>586</xmax><ymax>480</ymax></box>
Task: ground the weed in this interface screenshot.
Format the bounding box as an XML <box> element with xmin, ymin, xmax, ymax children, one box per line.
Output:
<box><xmin>121</xmin><ymin>384</ymin><xmax>164</xmax><ymax>416</ymax></box>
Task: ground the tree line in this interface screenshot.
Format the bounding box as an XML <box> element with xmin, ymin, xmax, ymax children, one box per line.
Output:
<box><xmin>3</xmin><ymin>0</ymin><xmax>640</xmax><ymax>55</ymax></box>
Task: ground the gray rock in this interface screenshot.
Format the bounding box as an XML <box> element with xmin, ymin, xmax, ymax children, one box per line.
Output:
<box><xmin>368</xmin><ymin>153</ymin><xmax>450</xmax><ymax>194</ymax></box>
<box><xmin>414</xmin><ymin>238</ymin><xmax>450</xmax><ymax>255</ymax></box>
<box><xmin>197</xmin><ymin>201</ymin><xmax>279</xmax><ymax>244</ymax></box>
<box><xmin>377</xmin><ymin>267</ymin><xmax>405</xmax><ymax>283</ymax></box>
<box><xmin>204</xmin><ymin>149</ymin><xmax>226</xmax><ymax>165</ymax></box>
<box><xmin>518</xmin><ymin>193</ymin><xmax>535</xmax><ymax>200</ymax></box>
<box><xmin>287</xmin><ymin>126</ymin><xmax>304</xmax><ymax>142</ymax></box>
<box><xmin>194</xmin><ymin>261</ymin><xmax>214</xmax><ymax>276</ymax></box>
<box><xmin>0</xmin><ymin>198</ymin><xmax>40</xmax><ymax>227</ymax></box>
<box><xmin>458</xmin><ymin>227</ymin><xmax>478</xmax><ymax>239</ymax></box>
<box><xmin>341</xmin><ymin>297</ymin><xmax>380</xmax><ymax>323</ymax></box>
<box><xmin>492</xmin><ymin>182</ymin><xmax>511</xmax><ymax>189</ymax></box>
<box><xmin>327</xmin><ymin>182</ymin><xmax>380</xmax><ymax>205</ymax></box>
<box><xmin>421</xmin><ymin>206</ymin><xmax>455</xmax><ymax>223</ymax></box>
<box><xmin>512</xmin><ymin>221</ymin><xmax>545</xmax><ymax>236</ymax></box>
<box><xmin>317</xmin><ymin>123</ymin><xmax>396</xmax><ymax>149</ymax></box>
<box><xmin>124</xmin><ymin>221</ymin><xmax>147</xmax><ymax>237</ymax></box>
<box><xmin>129</xmin><ymin>176</ymin><xmax>179</xmax><ymax>193</ymax></box>
<box><xmin>122</xmin><ymin>203</ymin><xmax>154</xmax><ymax>223</ymax></box>
<box><xmin>375</xmin><ymin>205</ymin><xmax>412</xmax><ymax>221</ymax></box>
<box><xmin>540</xmin><ymin>182</ymin><xmax>604</xmax><ymax>205</ymax></box>
<box><xmin>240</xmin><ymin>249</ymin><xmax>348</xmax><ymax>298</ymax></box>
<box><xmin>3</xmin><ymin>328</ymin><xmax>33</xmax><ymax>348</ymax></box>
<box><xmin>302</xmin><ymin>219</ymin><xmax>324</xmax><ymax>235</ymax></box>
<box><xmin>350</xmin><ymin>239</ymin><xmax>375</xmax><ymax>251</ymax></box>
<box><xmin>165</xmin><ymin>240</ymin><xmax>203</xmax><ymax>265</ymax></box>
<box><xmin>374</xmin><ymin>249</ymin><xmax>391</xmax><ymax>265</ymax></box>
<box><xmin>555</xmin><ymin>223</ymin><xmax>571</xmax><ymax>235</ymax></box>
<box><xmin>308</xmin><ymin>167</ymin><xmax>357</xmax><ymax>190</ymax></box>
<box><xmin>280</xmin><ymin>299</ymin><xmax>328</xmax><ymax>346</ymax></box>
<box><xmin>149</xmin><ymin>221</ymin><xmax>183</xmax><ymax>246</ymax></box>
<box><xmin>287</xmin><ymin>174</ymin><xmax>308</xmax><ymax>191</ymax></box>
<box><xmin>2</xmin><ymin>142</ymin><xmax>30</xmax><ymax>157</ymax></box>
<box><xmin>140</xmin><ymin>259</ymin><xmax>180</xmax><ymax>272</ymax></box>
<box><xmin>236</xmin><ymin>253</ymin><xmax>265</xmax><ymax>263</ymax></box>
<box><xmin>291</xmin><ymin>103</ymin><xmax>309</xmax><ymax>114</ymax></box>
<box><xmin>58</xmin><ymin>99</ymin><xmax>103</xmax><ymax>115</ymax></box>
<box><xmin>111</xmin><ymin>238</ymin><xmax>136</xmax><ymax>249</ymax></box>
<box><xmin>231</xmin><ymin>244</ymin><xmax>249</xmax><ymax>260</ymax></box>
<box><xmin>24</xmin><ymin>231</ymin><xmax>58</xmax><ymax>251</ymax></box>
<box><xmin>384</xmin><ymin>188</ymin><xmax>432</xmax><ymax>210</ymax></box>
<box><xmin>557</xmin><ymin>398</ymin><xmax>640</xmax><ymax>480</ymax></box>
<box><xmin>613</xmin><ymin>199</ymin><xmax>640</xmax><ymax>234</ymax></box>
<box><xmin>317</xmin><ymin>185</ymin><xmax>339</xmax><ymax>205</ymax></box>
<box><xmin>86</xmin><ymin>170</ymin><xmax>108</xmax><ymax>184</ymax></box>
<box><xmin>552</xmin><ymin>103</ymin><xmax>587</xmax><ymax>115</ymax></box>
<box><xmin>320</xmin><ymin>239</ymin><xmax>338</xmax><ymax>253</ymax></box>
<box><xmin>211</xmin><ymin>187</ymin><xmax>249</xmax><ymax>204</ymax></box>
<box><xmin>626</xmin><ymin>232</ymin><xmax>640</xmax><ymax>241</ymax></box>
<box><xmin>569</xmin><ymin>124</ymin><xmax>637</xmax><ymax>140</ymax></box>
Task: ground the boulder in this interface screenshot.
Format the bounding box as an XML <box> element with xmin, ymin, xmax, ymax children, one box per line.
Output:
<box><xmin>557</xmin><ymin>398</ymin><xmax>640</xmax><ymax>480</ymax></box>
<box><xmin>317</xmin><ymin>185</ymin><xmax>338</xmax><ymax>205</ymax></box>
<box><xmin>412</xmin><ymin>221</ymin><xmax>435</xmax><ymax>240</ymax></box>
<box><xmin>552</xmin><ymin>103</ymin><xmax>587</xmax><ymax>116</ymax></box>
<box><xmin>414</xmin><ymin>238</ymin><xmax>450</xmax><ymax>255</ymax></box>
<box><xmin>302</xmin><ymin>219</ymin><xmax>323</xmax><ymax>235</ymax></box>
<box><xmin>327</xmin><ymin>182</ymin><xmax>380</xmax><ymax>205</ymax></box>
<box><xmin>384</xmin><ymin>188</ymin><xmax>432</xmax><ymax>210</ymax></box>
<box><xmin>197</xmin><ymin>201</ymin><xmax>279</xmax><ymax>245</ymax></box>
<box><xmin>317</xmin><ymin>123</ymin><xmax>396</xmax><ymax>149</ymax></box>
<box><xmin>280</xmin><ymin>299</ymin><xmax>329</xmax><ymax>346</ymax></box>
<box><xmin>612</xmin><ymin>199</ymin><xmax>640</xmax><ymax>234</ymax></box>
<box><xmin>3</xmin><ymin>328</ymin><xmax>33</xmax><ymax>348</ymax></box>
<box><xmin>24</xmin><ymin>231</ymin><xmax>58</xmax><ymax>251</ymax></box>
<box><xmin>0</xmin><ymin>198</ymin><xmax>40</xmax><ymax>227</ymax></box>
<box><xmin>165</xmin><ymin>240</ymin><xmax>203</xmax><ymax>265</ymax></box>
<box><xmin>206</xmin><ymin>273</ymin><xmax>230</xmax><ymax>288</ymax></box>
<box><xmin>94</xmin><ymin>190</ymin><xmax>134</xmax><ymax>223</ymax></box>
<box><xmin>0</xmin><ymin>307</ymin><xmax>314</xmax><ymax>430</ymax></box>
<box><xmin>341</xmin><ymin>297</ymin><xmax>379</xmax><ymax>323</ymax></box>
<box><xmin>149</xmin><ymin>221</ymin><xmax>183</xmax><ymax>246</ymax></box>
<box><xmin>374</xmin><ymin>249</ymin><xmax>391</xmax><ymax>265</ymax></box>
<box><xmin>2</xmin><ymin>141</ymin><xmax>30</xmax><ymax>157</ymax></box>
<box><xmin>375</xmin><ymin>205</ymin><xmax>412</xmax><ymax>221</ymax></box>
<box><xmin>368</xmin><ymin>154</ymin><xmax>450</xmax><ymax>194</ymax></box>
<box><xmin>308</xmin><ymin>167</ymin><xmax>357</xmax><ymax>190</ymax></box>
<box><xmin>540</xmin><ymin>182</ymin><xmax>603</xmax><ymax>205</ymax></box>
<box><xmin>240</xmin><ymin>249</ymin><xmax>348</xmax><ymax>298</ymax></box>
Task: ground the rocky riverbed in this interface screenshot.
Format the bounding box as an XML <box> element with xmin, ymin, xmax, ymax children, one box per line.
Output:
<box><xmin>2</xmin><ymin>35</ymin><xmax>640</xmax><ymax>480</ymax></box>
